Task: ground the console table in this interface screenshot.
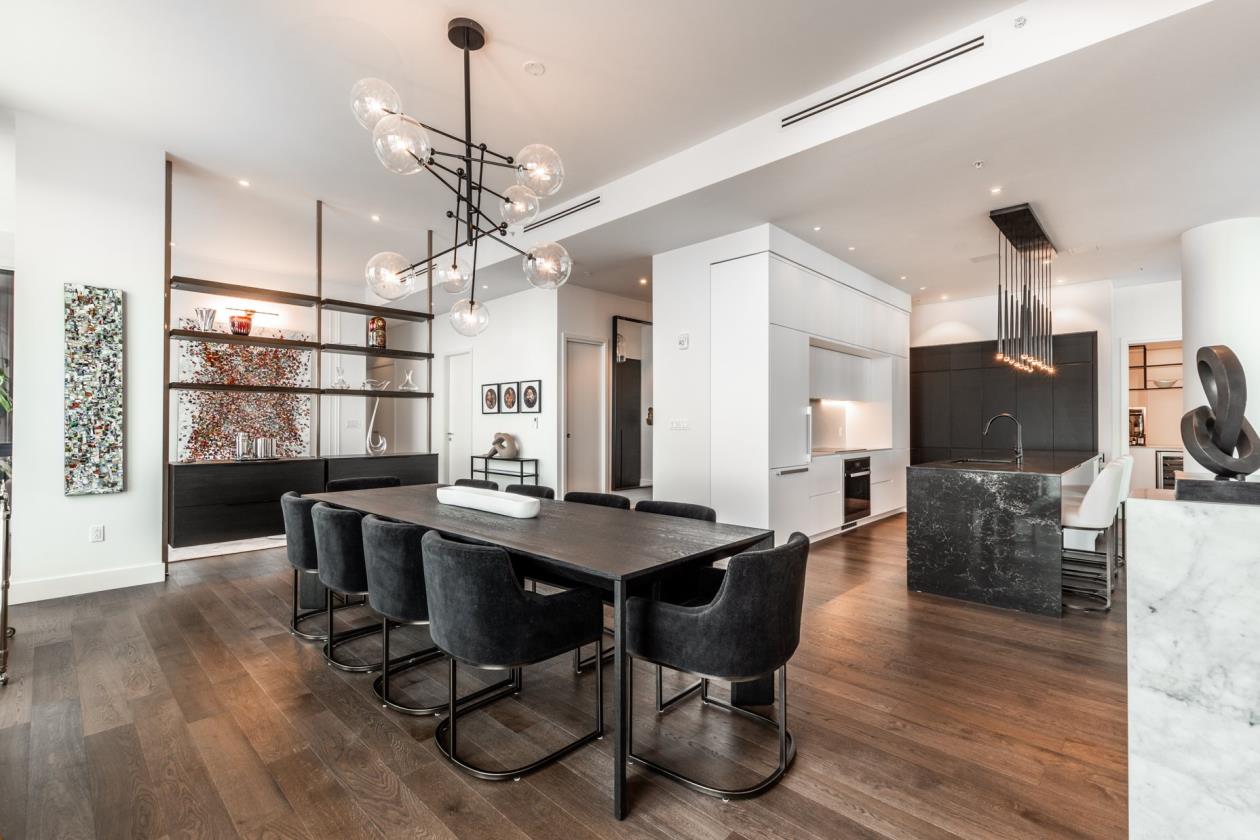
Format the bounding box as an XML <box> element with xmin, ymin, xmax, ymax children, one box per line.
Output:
<box><xmin>470</xmin><ymin>456</ymin><xmax>539</xmax><ymax>486</ymax></box>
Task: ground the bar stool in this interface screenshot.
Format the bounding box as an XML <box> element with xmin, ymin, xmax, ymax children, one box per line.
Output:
<box><xmin>1115</xmin><ymin>455</ymin><xmax>1134</xmax><ymax>569</ymax></box>
<box><xmin>311</xmin><ymin>503</ymin><xmax>382</xmax><ymax>672</ymax></box>
<box><xmin>422</xmin><ymin>531</ymin><xmax>604</xmax><ymax>781</ymax></box>
<box><xmin>1061</xmin><ymin>461</ymin><xmax>1126</xmax><ymax>612</ymax></box>
<box><xmin>281</xmin><ymin>492</ymin><xmax>330</xmax><ymax>641</ymax></box>
<box><xmin>326</xmin><ymin>475</ymin><xmax>402</xmax><ymax>492</ymax></box>
<box><xmin>625</xmin><ymin>532</ymin><xmax>809</xmax><ymax>801</ymax></box>
<box><xmin>454</xmin><ymin>478</ymin><xmax>498</xmax><ymax>490</ymax></box>
<box><xmin>563</xmin><ymin>491</ymin><xmax>630</xmax><ymax>509</ymax></box>
<box><xmin>506</xmin><ymin>484</ymin><xmax>555</xmax><ymax>499</ymax></box>
<box><xmin>363</xmin><ymin>516</ymin><xmax>518</xmax><ymax>716</ymax></box>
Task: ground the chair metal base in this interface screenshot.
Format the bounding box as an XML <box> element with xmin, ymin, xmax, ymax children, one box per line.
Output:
<box><xmin>1062</xmin><ymin>523</ymin><xmax>1116</xmax><ymax>613</ymax></box>
<box><xmin>629</xmin><ymin>661</ymin><xmax>794</xmax><ymax>801</ymax></box>
<box><xmin>573</xmin><ymin>626</ymin><xmax>614</xmax><ymax>674</ymax></box>
<box><xmin>436</xmin><ymin>648</ymin><xmax>603</xmax><ymax>781</ymax></box>
<box><xmin>290</xmin><ymin>569</ymin><xmax>364</xmax><ymax>642</ymax></box>
<box><xmin>321</xmin><ymin>588</ymin><xmax>385</xmax><ymax>672</ymax></box>
<box><xmin>373</xmin><ymin>618</ymin><xmax>521</xmax><ymax>716</ymax></box>
<box><xmin>656</xmin><ymin>664</ymin><xmax>703</xmax><ymax>713</ymax></box>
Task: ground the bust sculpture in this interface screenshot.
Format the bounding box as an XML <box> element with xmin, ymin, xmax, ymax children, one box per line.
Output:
<box><xmin>485</xmin><ymin>432</ymin><xmax>519</xmax><ymax>459</ymax></box>
<box><xmin>1181</xmin><ymin>345</ymin><xmax>1260</xmax><ymax>480</ymax></box>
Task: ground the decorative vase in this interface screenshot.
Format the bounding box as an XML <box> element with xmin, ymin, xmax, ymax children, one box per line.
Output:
<box><xmin>366</xmin><ymin>397</ymin><xmax>387</xmax><ymax>455</ymax></box>
<box><xmin>229</xmin><ymin>312</ymin><xmax>253</xmax><ymax>336</ymax></box>
<box><xmin>368</xmin><ymin>316</ymin><xmax>386</xmax><ymax>349</ymax></box>
<box><xmin>399</xmin><ymin>370</ymin><xmax>420</xmax><ymax>391</ymax></box>
<box><xmin>194</xmin><ymin>307</ymin><xmax>217</xmax><ymax>332</ymax></box>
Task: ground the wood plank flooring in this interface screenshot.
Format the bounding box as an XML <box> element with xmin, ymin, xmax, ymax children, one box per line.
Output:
<box><xmin>0</xmin><ymin>515</ymin><xmax>1126</xmax><ymax>839</ymax></box>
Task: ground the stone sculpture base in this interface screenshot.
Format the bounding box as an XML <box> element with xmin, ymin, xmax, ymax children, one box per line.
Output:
<box><xmin>1174</xmin><ymin>471</ymin><xmax>1260</xmax><ymax>505</ymax></box>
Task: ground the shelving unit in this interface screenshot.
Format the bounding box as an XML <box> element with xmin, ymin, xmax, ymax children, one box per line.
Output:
<box><xmin>161</xmin><ymin>177</ymin><xmax>437</xmax><ymax>568</ymax></box>
<box><xmin>1128</xmin><ymin>343</ymin><xmax>1183</xmax><ymax>391</ymax></box>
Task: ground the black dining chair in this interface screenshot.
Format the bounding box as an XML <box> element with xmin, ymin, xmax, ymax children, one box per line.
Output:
<box><xmin>362</xmin><ymin>516</ymin><xmax>517</xmax><ymax>716</ymax></box>
<box><xmin>311</xmin><ymin>502</ymin><xmax>382</xmax><ymax>672</ymax></box>
<box><xmin>281</xmin><ymin>492</ymin><xmax>329</xmax><ymax>641</ymax></box>
<box><xmin>454</xmin><ymin>478</ymin><xmax>498</xmax><ymax>490</ymax></box>
<box><xmin>326</xmin><ymin>475</ymin><xmax>402</xmax><ymax>492</ymax></box>
<box><xmin>626</xmin><ymin>532</ymin><xmax>809</xmax><ymax>801</ymax></box>
<box><xmin>421</xmin><ymin>531</ymin><xmax>605</xmax><ymax>781</ymax></box>
<box><xmin>635</xmin><ymin>499</ymin><xmax>717</xmax><ymax>522</ymax></box>
<box><xmin>506</xmin><ymin>483</ymin><xmax>556</xmax><ymax>500</ymax></box>
<box><xmin>563</xmin><ymin>491</ymin><xmax>630</xmax><ymax>509</ymax></box>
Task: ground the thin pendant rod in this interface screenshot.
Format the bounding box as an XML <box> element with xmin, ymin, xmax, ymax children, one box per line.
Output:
<box><xmin>464</xmin><ymin>42</ymin><xmax>477</xmax><ymax>306</ymax></box>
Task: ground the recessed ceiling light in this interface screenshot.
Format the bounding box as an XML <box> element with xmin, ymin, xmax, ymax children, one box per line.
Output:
<box><xmin>1057</xmin><ymin>279</ymin><xmax>1064</xmax><ymax>284</ymax></box>
<box><xmin>990</xmin><ymin>186</ymin><xmax>1002</xmax><ymax>195</ymax></box>
<box><xmin>812</xmin><ymin>226</ymin><xmax>821</xmax><ymax>232</ymax></box>
<box><xmin>237</xmin><ymin>178</ymin><xmax>251</xmax><ymax>187</ymax></box>
<box><xmin>919</xmin><ymin>286</ymin><xmax>927</xmax><ymax>291</ymax></box>
<box><xmin>481</xmin><ymin>284</ymin><xmax>489</xmax><ymax>290</ymax></box>
<box><xmin>370</xmin><ymin>214</ymin><xmax>380</xmax><ymax>222</ymax></box>
<box><xmin>973</xmin><ymin>160</ymin><xmax>985</xmax><ymax>169</ymax></box>
<box><xmin>899</xmin><ymin>275</ymin><xmax>907</xmax><ymax>281</ymax></box>
<box><xmin>940</xmin><ymin>294</ymin><xmax>949</xmax><ymax>300</ymax></box>
<box><xmin>523</xmin><ymin>60</ymin><xmax>546</xmax><ymax>76</ymax></box>
<box><xmin>168</xmin><ymin>241</ymin><xmax>176</xmax><ymax>247</ymax></box>
<box><xmin>848</xmin><ymin>246</ymin><xmax>856</xmax><ymax>252</ymax></box>
<box><xmin>638</xmin><ymin>277</ymin><xmax>649</xmax><ymax>286</ymax></box>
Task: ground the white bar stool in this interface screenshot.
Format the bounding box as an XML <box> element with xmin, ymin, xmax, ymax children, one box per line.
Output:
<box><xmin>1115</xmin><ymin>455</ymin><xmax>1134</xmax><ymax>568</ymax></box>
<box><xmin>1061</xmin><ymin>460</ymin><xmax>1126</xmax><ymax>611</ymax></box>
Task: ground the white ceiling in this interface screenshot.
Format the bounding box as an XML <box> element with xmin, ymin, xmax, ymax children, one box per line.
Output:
<box><xmin>0</xmin><ymin>0</ymin><xmax>1015</xmax><ymax>260</ymax></box>
<box><xmin>524</xmin><ymin>0</ymin><xmax>1260</xmax><ymax>305</ymax></box>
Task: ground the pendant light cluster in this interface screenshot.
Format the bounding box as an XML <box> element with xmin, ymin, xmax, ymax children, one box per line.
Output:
<box><xmin>350</xmin><ymin>18</ymin><xmax>571</xmax><ymax>336</ymax></box>
<box><xmin>991</xmin><ymin>203</ymin><xmax>1055</xmax><ymax>374</ymax></box>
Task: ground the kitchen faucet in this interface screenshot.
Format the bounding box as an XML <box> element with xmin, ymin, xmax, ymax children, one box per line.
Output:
<box><xmin>983</xmin><ymin>412</ymin><xmax>1024</xmax><ymax>465</ymax></box>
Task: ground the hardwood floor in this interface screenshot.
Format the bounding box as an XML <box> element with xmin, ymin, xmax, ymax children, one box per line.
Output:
<box><xmin>0</xmin><ymin>515</ymin><xmax>1126</xmax><ymax>839</ymax></box>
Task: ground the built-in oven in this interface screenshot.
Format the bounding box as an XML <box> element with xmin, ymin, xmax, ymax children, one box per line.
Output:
<box><xmin>844</xmin><ymin>457</ymin><xmax>871</xmax><ymax>525</ymax></box>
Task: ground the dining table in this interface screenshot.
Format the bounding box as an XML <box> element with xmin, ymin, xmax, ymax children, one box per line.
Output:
<box><xmin>304</xmin><ymin>483</ymin><xmax>774</xmax><ymax>820</ymax></box>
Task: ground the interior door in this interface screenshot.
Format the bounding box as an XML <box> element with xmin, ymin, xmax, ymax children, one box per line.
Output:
<box><xmin>445</xmin><ymin>352</ymin><xmax>472</xmax><ymax>484</ymax></box>
<box><xmin>612</xmin><ymin>358</ymin><xmax>641</xmax><ymax>489</ymax></box>
<box><xmin>565</xmin><ymin>340</ymin><xmax>603</xmax><ymax>493</ymax></box>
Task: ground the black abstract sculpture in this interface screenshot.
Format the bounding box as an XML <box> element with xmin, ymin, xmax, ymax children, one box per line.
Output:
<box><xmin>1181</xmin><ymin>345</ymin><xmax>1260</xmax><ymax>480</ymax></box>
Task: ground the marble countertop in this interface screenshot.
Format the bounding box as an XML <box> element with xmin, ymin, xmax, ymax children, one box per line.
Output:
<box><xmin>908</xmin><ymin>450</ymin><xmax>1098</xmax><ymax>476</ymax></box>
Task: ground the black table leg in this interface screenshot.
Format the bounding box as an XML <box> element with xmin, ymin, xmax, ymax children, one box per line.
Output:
<box><xmin>613</xmin><ymin>578</ymin><xmax>628</xmax><ymax>820</ymax></box>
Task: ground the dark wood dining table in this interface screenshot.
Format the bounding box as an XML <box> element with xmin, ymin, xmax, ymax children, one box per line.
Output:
<box><xmin>304</xmin><ymin>483</ymin><xmax>774</xmax><ymax>820</ymax></box>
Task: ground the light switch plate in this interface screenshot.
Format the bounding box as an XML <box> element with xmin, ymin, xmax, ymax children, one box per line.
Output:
<box><xmin>669</xmin><ymin>418</ymin><xmax>690</xmax><ymax>431</ymax></box>
<box><xmin>676</xmin><ymin>333</ymin><xmax>690</xmax><ymax>350</ymax></box>
<box><xmin>89</xmin><ymin>525</ymin><xmax>105</xmax><ymax>543</ymax></box>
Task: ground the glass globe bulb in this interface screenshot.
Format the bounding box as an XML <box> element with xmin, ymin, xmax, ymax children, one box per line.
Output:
<box><xmin>522</xmin><ymin>241</ymin><xmax>573</xmax><ymax>290</ymax></box>
<box><xmin>515</xmin><ymin>144</ymin><xmax>564</xmax><ymax>197</ymax></box>
<box><xmin>350</xmin><ymin>78</ymin><xmax>401</xmax><ymax>130</ymax></box>
<box><xmin>372</xmin><ymin>114</ymin><xmax>431</xmax><ymax>175</ymax></box>
<box><xmin>364</xmin><ymin>251</ymin><xmax>413</xmax><ymax>300</ymax></box>
<box><xmin>500</xmin><ymin>184</ymin><xmax>540</xmax><ymax>226</ymax></box>
<box><xmin>434</xmin><ymin>257</ymin><xmax>472</xmax><ymax>294</ymax></box>
<box><xmin>450</xmin><ymin>298</ymin><xmax>490</xmax><ymax>336</ymax></box>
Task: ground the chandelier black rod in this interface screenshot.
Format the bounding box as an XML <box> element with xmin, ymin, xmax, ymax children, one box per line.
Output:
<box><xmin>429</xmin><ymin>148</ymin><xmax>517</xmax><ymax>170</ymax></box>
<box><xmin>388</xmin><ymin>110</ymin><xmax>515</xmax><ymax>163</ymax></box>
<box><xmin>424</xmin><ymin>164</ymin><xmax>504</xmax><ymax>233</ymax></box>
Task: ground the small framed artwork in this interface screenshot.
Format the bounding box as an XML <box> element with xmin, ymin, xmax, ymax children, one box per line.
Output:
<box><xmin>481</xmin><ymin>383</ymin><xmax>500</xmax><ymax>414</ymax></box>
<box><xmin>520</xmin><ymin>379</ymin><xmax>541</xmax><ymax>413</ymax></box>
<box><xmin>500</xmin><ymin>382</ymin><xmax>520</xmax><ymax>414</ymax></box>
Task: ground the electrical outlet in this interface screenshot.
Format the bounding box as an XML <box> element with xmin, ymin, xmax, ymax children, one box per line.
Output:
<box><xmin>89</xmin><ymin>525</ymin><xmax>105</xmax><ymax>543</ymax></box>
<box><xmin>676</xmin><ymin>333</ymin><xmax>690</xmax><ymax>350</ymax></box>
<box><xmin>669</xmin><ymin>418</ymin><xmax>690</xmax><ymax>431</ymax></box>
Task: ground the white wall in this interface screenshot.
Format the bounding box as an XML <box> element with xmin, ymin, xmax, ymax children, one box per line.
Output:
<box><xmin>430</xmin><ymin>287</ymin><xmax>559</xmax><ymax>489</ymax></box>
<box><xmin>11</xmin><ymin>112</ymin><xmax>166</xmax><ymax>602</ymax></box>
<box><xmin>910</xmin><ymin>279</ymin><xmax>1118</xmax><ymax>458</ymax></box>
<box><xmin>0</xmin><ymin>112</ymin><xmax>13</xmax><ymax>270</ymax></box>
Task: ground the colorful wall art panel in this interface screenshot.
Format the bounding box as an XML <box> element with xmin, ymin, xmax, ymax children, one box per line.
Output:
<box><xmin>175</xmin><ymin>318</ymin><xmax>313</xmax><ymax>461</ymax></box>
<box><xmin>64</xmin><ymin>284</ymin><xmax>125</xmax><ymax>495</ymax></box>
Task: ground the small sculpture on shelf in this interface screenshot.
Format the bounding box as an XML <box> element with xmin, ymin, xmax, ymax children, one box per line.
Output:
<box><xmin>330</xmin><ymin>365</ymin><xmax>350</xmax><ymax>389</ymax></box>
<box><xmin>1181</xmin><ymin>344</ymin><xmax>1260</xmax><ymax>480</ymax></box>
<box><xmin>366</xmin><ymin>397</ymin><xmax>387</xmax><ymax>456</ymax></box>
<box><xmin>194</xmin><ymin>307</ymin><xmax>217</xmax><ymax>332</ymax></box>
<box><xmin>485</xmin><ymin>432</ymin><xmax>519</xmax><ymax>459</ymax></box>
<box><xmin>367</xmin><ymin>316</ymin><xmax>387</xmax><ymax>349</ymax></box>
<box><xmin>399</xmin><ymin>370</ymin><xmax>421</xmax><ymax>391</ymax></box>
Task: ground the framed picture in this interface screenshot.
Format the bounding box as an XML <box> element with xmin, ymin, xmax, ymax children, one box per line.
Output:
<box><xmin>481</xmin><ymin>383</ymin><xmax>500</xmax><ymax>414</ymax></box>
<box><xmin>520</xmin><ymin>379</ymin><xmax>541</xmax><ymax>413</ymax></box>
<box><xmin>500</xmin><ymin>382</ymin><xmax>520</xmax><ymax>413</ymax></box>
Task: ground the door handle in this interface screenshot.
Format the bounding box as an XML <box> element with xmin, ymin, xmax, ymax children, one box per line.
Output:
<box><xmin>778</xmin><ymin>467</ymin><xmax>809</xmax><ymax>476</ymax></box>
<box><xmin>847</xmin><ymin>470</ymin><xmax>871</xmax><ymax>478</ymax></box>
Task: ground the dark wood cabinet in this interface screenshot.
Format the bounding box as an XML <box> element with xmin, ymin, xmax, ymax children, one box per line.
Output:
<box><xmin>909</xmin><ymin>332</ymin><xmax>1097</xmax><ymax>464</ymax></box>
<box><xmin>168</xmin><ymin>453</ymin><xmax>438</xmax><ymax>547</ymax></box>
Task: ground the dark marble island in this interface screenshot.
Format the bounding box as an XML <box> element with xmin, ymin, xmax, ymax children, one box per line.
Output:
<box><xmin>906</xmin><ymin>451</ymin><xmax>1099</xmax><ymax>616</ymax></box>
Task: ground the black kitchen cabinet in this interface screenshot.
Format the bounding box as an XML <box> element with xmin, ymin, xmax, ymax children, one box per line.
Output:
<box><xmin>909</xmin><ymin>332</ymin><xmax>1097</xmax><ymax>464</ymax></box>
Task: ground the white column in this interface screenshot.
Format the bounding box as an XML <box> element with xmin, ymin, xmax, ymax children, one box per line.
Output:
<box><xmin>1180</xmin><ymin>218</ymin><xmax>1260</xmax><ymax>417</ymax></box>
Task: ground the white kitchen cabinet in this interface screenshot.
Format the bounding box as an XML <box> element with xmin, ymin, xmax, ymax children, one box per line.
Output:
<box><xmin>871</xmin><ymin>481</ymin><xmax>898</xmax><ymax>516</ymax></box>
<box><xmin>870</xmin><ymin>449</ymin><xmax>909</xmax><ymax>484</ymax></box>
<box><xmin>769</xmin><ymin>324</ymin><xmax>811</xmax><ymax>469</ymax></box>
<box><xmin>870</xmin><ymin>449</ymin><xmax>909</xmax><ymax>514</ymax></box>
<box><xmin>809</xmin><ymin>346</ymin><xmax>867</xmax><ymax>401</ymax></box>
<box><xmin>808</xmin><ymin>490</ymin><xmax>845</xmax><ymax>536</ymax></box>
<box><xmin>769</xmin><ymin>465</ymin><xmax>812</xmax><ymax>545</ymax></box>
<box><xmin>808</xmin><ymin>453</ymin><xmax>845</xmax><ymax>496</ymax></box>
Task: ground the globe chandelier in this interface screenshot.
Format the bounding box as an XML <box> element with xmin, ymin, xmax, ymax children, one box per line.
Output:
<box><xmin>351</xmin><ymin>17</ymin><xmax>572</xmax><ymax>336</ymax></box>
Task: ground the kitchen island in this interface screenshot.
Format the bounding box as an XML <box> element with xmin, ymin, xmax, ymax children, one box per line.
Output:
<box><xmin>906</xmin><ymin>451</ymin><xmax>1099</xmax><ymax>615</ymax></box>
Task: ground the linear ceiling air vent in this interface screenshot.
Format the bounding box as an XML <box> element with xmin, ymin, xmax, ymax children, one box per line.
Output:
<box><xmin>523</xmin><ymin>196</ymin><xmax>600</xmax><ymax>233</ymax></box>
<box><xmin>781</xmin><ymin>35</ymin><xmax>984</xmax><ymax>128</ymax></box>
